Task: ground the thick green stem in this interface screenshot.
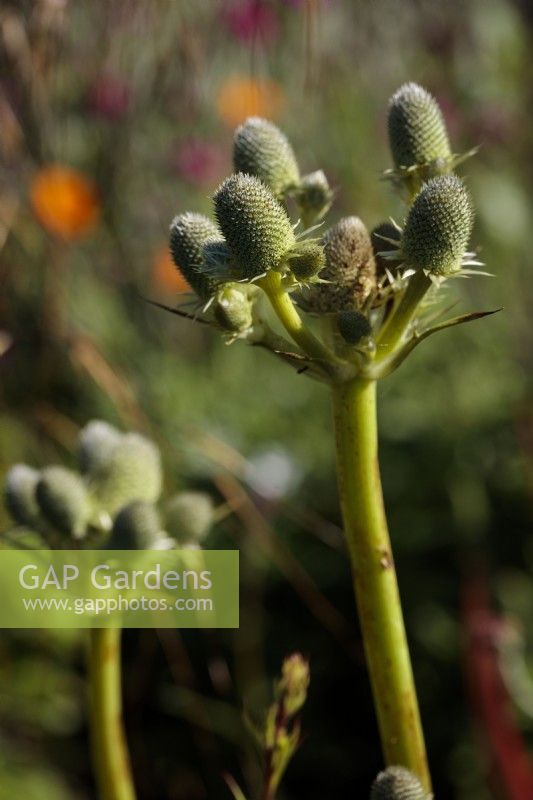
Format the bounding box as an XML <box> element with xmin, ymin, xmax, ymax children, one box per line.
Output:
<box><xmin>375</xmin><ymin>271</ymin><xmax>431</xmax><ymax>362</ymax></box>
<box><xmin>332</xmin><ymin>378</ymin><xmax>431</xmax><ymax>791</ymax></box>
<box><xmin>88</xmin><ymin>627</ymin><xmax>136</xmax><ymax>800</ymax></box>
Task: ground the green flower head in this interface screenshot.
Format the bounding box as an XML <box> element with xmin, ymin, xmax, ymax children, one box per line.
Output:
<box><xmin>402</xmin><ymin>175</ymin><xmax>474</xmax><ymax>275</ymax></box>
<box><xmin>164</xmin><ymin>491</ymin><xmax>214</xmax><ymax>546</ymax></box>
<box><xmin>388</xmin><ymin>82</ymin><xmax>451</xmax><ymax>170</ymax></box>
<box><xmin>233</xmin><ymin>117</ymin><xmax>300</xmax><ymax>198</ymax></box>
<box><xmin>107</xmin><ymin>501</ymin><xmax>165</xmax><ymax>550</ymax></box>
<box><xmin>169</xmin><ymin>212</ymin><xmax>220</xmax><ymax>301</ymax></box>
<box><xmin>4</xmin><ymin>464</ymin><xmax>40</xmax><ymax>527</ymax></box>
<box><xmin>337</xmin><ymin>309</ymin><xmax>372</xmax><ymax>345</ymax></box>
<box><xmin>214</xmin><ymin>173</ymin><xmax>296</xmax><ymax>280</ymax></box>
<box><xmin>36</xmin><ymin>466</ymin><xmax>91</xmax><ymax>539</ymax></box>
<box><xmin>370</xmin><ymin>766</ymin><xmax>428</xmax><ymax>800</ymax></box>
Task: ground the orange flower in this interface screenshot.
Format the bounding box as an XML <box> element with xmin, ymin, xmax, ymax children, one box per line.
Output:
<box><xmin>152</xmin><ymin>245</ymin><xmax>191</xmax><ymax>293</ymax></box>
<box><xmin>30</xmin><ymin>165</ymin><xmax>100</xmax><ymax>240</ymax></box>
<box><xmin>216</xmin><ymin>76</ymin><xmax>285</xmax><ymax>128</ymax></box>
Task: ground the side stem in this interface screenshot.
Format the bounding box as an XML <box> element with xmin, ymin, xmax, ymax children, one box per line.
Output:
<box><xmin>332</xmin><ymin>378</ymin><xmax>431</xmax><ymax>791</ymax></box>
<box><xmin>375</xmin><ymin>271</ymin><xmax>431</xmax><ymax>362</ymax></box>
<box><xmin>88</xmin><ymin>627</ymin><xmax>136</xmax><ymax>800</ymax></box>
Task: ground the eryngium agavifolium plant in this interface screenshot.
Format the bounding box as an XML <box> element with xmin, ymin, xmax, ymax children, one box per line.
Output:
<box><xmin>164</xmin><ymin>83</ymin><xmax>497</xmax><ymax>794</ymax></box>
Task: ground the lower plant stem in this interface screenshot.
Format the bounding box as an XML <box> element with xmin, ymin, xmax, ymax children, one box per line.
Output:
<box><xmin>332</xmin><ymin>378</ymin><xmax>431</xmax><ymax>792</ymax></box>
<box><xmin>88</xmin><ymin>627</ymin><xmax>136</xmax><ymax>800</ymax></box>
<box><xmin>375</xmin><ymin>271</ymin><xmax>431</xmax><ymax>362</ymax></box>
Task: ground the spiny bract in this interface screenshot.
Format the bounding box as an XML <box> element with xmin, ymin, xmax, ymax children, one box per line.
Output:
<box><xmin>233</xmin><ymin>117</ymin><xmax>300</xmax><ymax>198</ymax></box>
<box><xmin>214</xmin><ymin>173</ymin><xmax>296</xmax><ymax>280</ymax></box>
<box><xmin>4</xmin><ymin>464</ymin><xmax>41</xmax><ymax>527</ymax></box>
<box><xmin>305</xmin><ymin>216</ymin><xmax>376</xmax><ymax>312</ymax></box>
<box><xmin>36</xmin><ymin>466</ymin><xmax>91</xmax><ymax>539</ymax></box>
<box><xmin>402</xmin><ymin>175</ymin><xmax>474</xmax><ymax>275</ymax></box>
<box><xmin>370</xmin><ymin>766</ymin><xmax>428</xmax><ymax>800</ymax></box>
<box><xmin>388</xmin><ymin>82</ymin><xmax>451</xmax><ymax>170</ymax></box>
<box><xmin>169</xmin><ymin>212</ymin><xmax>220</xmax><ymax>300</ymax></box>
<box><xmin>371</xmin><ymin>221</ymin><xmax>401</xmax><ymax>276</ymax></box>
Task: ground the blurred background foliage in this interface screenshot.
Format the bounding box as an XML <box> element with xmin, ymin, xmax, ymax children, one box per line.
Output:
<box><xmin>1</xmin><ymin>1</ymin><xmax>533</xmax><ymax>798</ymax></box>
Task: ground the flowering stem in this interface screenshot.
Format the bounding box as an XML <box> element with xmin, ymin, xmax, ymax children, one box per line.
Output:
<box><xmin>88</xmin><ymin>627</ymin><xmax>136</xmax><ymax>800</ymax></box>
<box><xmin>375</xmin><ymin>271</ymin><xmax>432</xmax><ymax>363</ymax></box>
<box><xmin>332</xmin><ymin>378</ymin><xmax>431</xmax><ymax>791</ymax></box>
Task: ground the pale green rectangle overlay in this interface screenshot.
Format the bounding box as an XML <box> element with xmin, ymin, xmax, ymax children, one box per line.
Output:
<box><xmin>0</xmin><ymin>550</ymin><xmax>239</xmax><ymax>628</ymax></box>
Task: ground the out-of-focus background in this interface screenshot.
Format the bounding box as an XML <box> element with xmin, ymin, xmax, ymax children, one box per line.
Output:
<box><xmin>1</xmin><ymin>1</ymin><xmax>533</xmax><ymax>798</ymax></box>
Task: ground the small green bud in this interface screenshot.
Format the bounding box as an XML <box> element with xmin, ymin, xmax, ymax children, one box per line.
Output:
<box><xmin>286</xmin><ymin>240</ymin><xmax>326</xmax><ymax>280</ymax></box>
<box><xmin>370</xmin><ymin>766</ymin><xmax>428</xmax><ymax>800</ymax></box>
<box><xmin>233</xmin><ymin>117</ymin><xmax>300</xmax><ymax>198</ymax></box>
<box><xmin>388</xmin><ymin>82</ymin><xmax>451</xmax><ymax>171</ymax></box>
<box><xmin>89</xmin><ymin>433</ymin><xmax>163</xmax><ymax>515</ymax></box>
<box><xmin>402</xmin><ymin>175</ymin><xmax>474</xmax><ymax>275</ymax></box>
<box><xmin>295</xmin><ymin>170</ymin><xmax>334</xmax><ymax>224</ymax></box>
<box><xmin>277</xmin><ymin>653</ymin><xmax>310</xmax><ymax>717</ymax></box>
<box><xmin>164</xmin><ymin>492</ymin><xmax>214</xmax><ymax>545</ymax></box>
<box><xmin>36</xmin><ymin>466</ymin><xmax>91</xmax><ymax>539</ymax></box>
<box><xmin>305</xmin><ymin>216</ymin><xmax>376</xmax><ymax>312</ymax></box>
<box><xmin>337</xmin><ymin>310</ymin><xmax>372</xmax><ymax>345</ymax></box>
<box><xmin>213</xmin><ymin>284</ymin><xmax>254</xmax><ymax>334</ymax></box>
<box><xmin>371</xmin><ymin>222</ymin><xmax>401</xmax><ymax>276</ymax></box>
<box><xmin>169</xmin><ymin>212</ymin><xmax>220</xmax><ymax>300</ymax></box>
<box><xmin>213</xmin><ymin>173</ymin><xmax>296</xmax><ymax>280</ymax></box>
<box><xmin>78</xmin><ymin>420</ymin><xmax>121</xmax><ymax>475</ymax></box>
<box><xmin>4</xmin><ymin>464</ymin><xmax>40</xmax><ymax>526</ymax></box>
<box><xmin>107</xmin><ymin>501</ymin><xmax>164</xmax><ymax>550</ymax></box>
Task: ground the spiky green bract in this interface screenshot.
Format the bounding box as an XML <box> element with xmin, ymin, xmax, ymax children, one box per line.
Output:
<box><xmin>4</xmin><ymin>464</ymin><xmax>40</xmax><ymax>526</ymax></box>
<box><xmin>107</xmin><ymin>501</ymin><xmax>164</xmax><ymax>550</ymax></box>
<box><xmin>164</xmin><ymin>492</ymin><xmax>214</xmax><ymax>545</ymax></box>
<box><xmin>213</xmin><ymin>284</ymin><xmax>254</xmax><ymax>335</ymax></box>
<box><xmin>286</xmin><ymin>240</ymin><xmax>326</xmax><ymax>280</ymax></box>
<box><xmin>233</xmin><ymin>117</ymin><xmax>300</xmax><ymax>198</ymax></box>
<box><xmin>337</xmin><ymin>310</ymin><xmax>372</xmax><ymax>344</ymax></box>
<box><xmin>370</xmin><ymin>766</ymin><xmax>428</xmax><ymax>800</ymax></box>
<box><xmin>214</xmin><ymin>173</ymin><xmax>296</xmax><ymax>280</ymax></box>
<box><xmin>169</xmin><ymin>212</ymin><xmax>220</xmax><ymax>300</ymax></box>
<box><xmin>371</xmin><ymin>222</ymin><xmax>401</xmax><ymax>276</ymax></box>
<box><xmin>402</xmin><ymin>175</ymin><xmax>474</xmax><ymax>276</ymax></box>
<box><xmin>295</xmin><ymin>170</ymin><xmax>334</xmax><ymax>224</ymax></box>
<box><xmin>388</xmin><ymin>82</ymin><xmax>451</xmax><ymax>171</ymax></box>
<box><xmin>304</xmin><ymin>216</ymin><xmax>377</xmax><ymax>312</ymax></box>
<box><xmin>36</xmin><ymin>466</ymin><xmax>91</xmax><ymax>538</ymax></box>
<box><xmin>78</xmin><ymin>420</ymin><xmax>121</xmax><ymax>475</ymax></box>
<box><xmin>88</xmin><ymin>433</ymin><xmax>163</xmax><ymax>515</ymax></box>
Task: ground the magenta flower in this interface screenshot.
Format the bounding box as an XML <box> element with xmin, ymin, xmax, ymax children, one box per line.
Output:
<box><xmin>87</xmin><ymin>74</ymin><xmax>131</xmax><ymax>122</ymax></box>
<box><xmin>222</xmin><ymin>1</ymin><xmax>279</xmax><ymax>45</ymax></box>
<box><xmin>171</xmin><ymin>139</ymin><xmax>227</xmax><ymax>187</ymax></box>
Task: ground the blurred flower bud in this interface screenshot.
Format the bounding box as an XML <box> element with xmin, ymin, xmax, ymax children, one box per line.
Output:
<box><xmin>277</xmin><ymin>653</ymin><xmax>310</xmax><ymax>717</ymax></box>
<box><xmin>213</xmin><ymin>284</ymin><xmax>254</xmax><ymax>334</ymax></box>
<box><xmin>388</xmin><ymin>83</ymin><xmax>451</xmax><ymax>172</ymax></box>
<box><xmin>304</xmin><ymin>217</ymin><xmax>376</xmax><ymax>312</ymax></box>
<box><xmin>371</xmin><ymin>222</ymin><xmax>401</xmax><ymax>276</ymax></box>
<box><xmin>295</xmin><ymin>170</ymin><xmax>334</xmax><ymax>224</ymax></box>
<box><xmin>36</xmin><ymin>466</ymin><xmax>91</xmax><ymax>539</ymax></box>
<box><xmin>286</xmin><ymin>240</ymin><xmax>326</xmax><ymax>280</ymax></box>
<box><xmin>107</xmin><ymin>501</ymin><xmax>165</xmax><ymax>550</ymax></box>
<box><xmin>214</xmin><ymin>173</ymin><xmax>295</xmax><ymax>280</ymax></box>
<box><xmin>337</xmin><ymin>309</ymin><xmax>372</xmax><ymax>345</ymax></box>
<box><xmin>87</xmin><ymin>74</ymin><xmax>130</xmax><ymax>121</ymax></box>
<box><xmin>164</xmin><ymin>492</ymin><xmax>214</xmax><ymax>545</ymax></box>
<box><xmin>233</xmin><ymin>117</ymin><xmax>300</xmax><ymax>198</ymax></box>
<box><xmin>216</xmin><ymin>76</ymin><xmax>285</xmax><ymax>128</ymax></box>
<box><xmin>4</xmin><ymin>464</ymin><xmax>40</xmax><ymax>526</ymax></box>
<box><xmin>402</xmin><ymin>175</ymin><xmax>473</xmax><ymax>275</ymax></box>
<box><xmin>30</xmin><ymin>165</ymin><xmax>100</xmax><ymax>241</ymax></box>
<box><xmin>370</xmin><ymin>766</ymin><xmax>427</xmax><ymax>800</ymax></box>
<box><xmin>172</xmin><ymin>138</ymin><xmax>226</xmax><ymax>187</ymax></box>
<box><xmin>78</xmin><ymin>420</ymin><xmax>122</xmax><ymax>475</ymax></box>
<box><xmin>89</xmin><ymin>433</ymin><xmax>163</xmax><ymax>515</ymax></box>
<box><xmin>169</xmin><ymin>213</ymin><xmax>220</xmax><ymax>301</ymax></box>
<box><xmin>222</xmin><ymin>1</ymin><xmax>279</xmax><ymax>45</ymax></box>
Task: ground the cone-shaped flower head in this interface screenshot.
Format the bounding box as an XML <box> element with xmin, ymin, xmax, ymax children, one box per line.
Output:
<box><xmin>286</xmin><ymin>240</ymin><xmax>326</xmax><ymax>280</ymax></box>
<box><xmin>107</xmin><ymin>501</ymin><xmax>164</xmax><ymax>550</ymax></box>
<box><xmin>165</xmin><ymin>491</ymin><xmax>214</xmax><ymax>545</ymax></box>
<box><xmin>213</xmin><ymin>284</ymin><xmax>254</xmax><ymax>335</ymax></box>
<box><xmin>276</xmin><ymin>653</ymin><xmax>310</xmax><ymax>718</ymax></box>
<box><xmin>4</xmin><ymin>464</ymin><xmax>40</xmax><ymax>526</ymax></box>
<box><xmin>388</xmin><ymin>82</ymin><xmax>451</xmax><ymax>170</ymax></box>
<box><xmin>371</xmin><ymin>221</ymin><xmax>401</xmax><ymax>276</ymax></box>
<box><xmin>88</xmin><ymin>433</ymin><xmax>163</xmax><ymax>515</ymax></box>
<box><xmin>402</xmin><ymin>175</ymin><xmax>474</xmax><ymax>275</ymax></box>
<box><xmin>36</xmin><ymin>466</ymin><xmax>91</xmax><ymax>539</ymax></box>
<box><xmin>78</xmin><ymin>420</ymin><xmax>122</xmax><ymax>475</ymax></box>
<box><xmin>304</xmin><ymin>216</ymin><xmax>376</xmax><ymax>312</ymax></box>
<box><xmin>370</xmin><ymin>766</ymin><xmax>428</xmax><ymax>800</ymax></box>
<box><xmin>337</xmin><ymin>310</ymin><xmax>372</xmax><ymax>345</ymax></box>
<box><xmin>233</xmin><ymin>117</ymin><xmax>300</xmax><ymax>198</ymax></box>
<box><xmin>296</xmin><ymin>170</ymin><xmax>334</xmax><ymax>224</ymax></box>
<box><xmin>169</xmin><ymin>212</ymin><xmax>220</xmax><ymax>300</ymax></box>
<box><xmin>214</xmin><ymin>173</ymin><xmax>296</xmax><ymax>280</ymax></box>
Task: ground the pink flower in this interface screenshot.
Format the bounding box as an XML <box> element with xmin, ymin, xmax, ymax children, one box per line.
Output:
<box><xmin>171</xmin><ymin>139</ymin><xmax>227</xmax><ymax>187</ymax></box>
<box><xmin>222</xmin><ymin>1</ymin><xmax>279</xmax><ymax>45</ymax></box>
<box><xmin>87</xmin><ymin>74</ymin><xmax>131</xmax><ymax>121</ymax></box>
